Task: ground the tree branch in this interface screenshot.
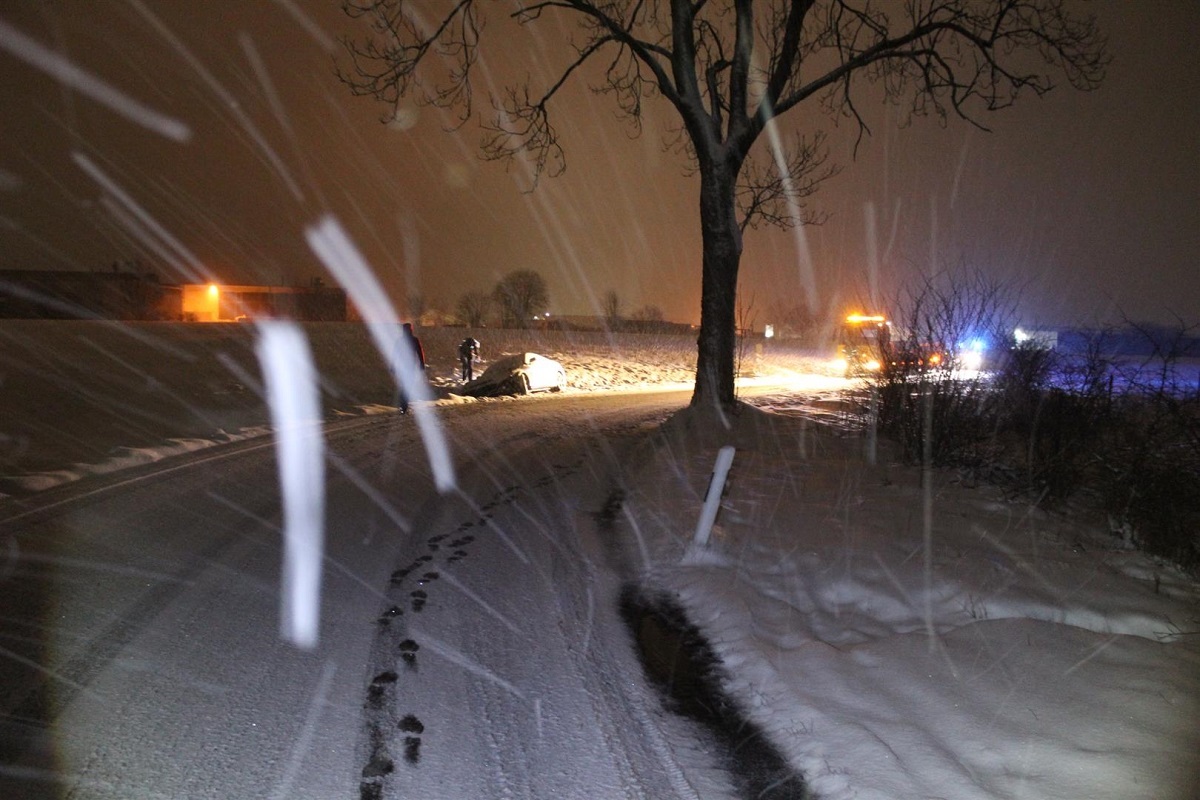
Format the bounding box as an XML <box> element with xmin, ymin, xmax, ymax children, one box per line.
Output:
<box><xmin>339</xmin><ymin>0</ymin><xmax>482</xmax><ymax>125</ymax></box>
<box><xmin>736</xmin><ymin>129</ymin><xmax>839</xmax><ymax>232</ymax></box>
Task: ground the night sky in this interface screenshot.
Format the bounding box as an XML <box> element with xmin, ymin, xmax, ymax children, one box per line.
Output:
<box><xmin>0</xmin><ymin>1</ymin><xmax>1196</xmax><ymax>327</ymax></box>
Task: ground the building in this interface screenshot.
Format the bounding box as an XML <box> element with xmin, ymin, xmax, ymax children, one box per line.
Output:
<box><xmin>0</xmin><ymin>269</ymin><xmax>180</xmax><ymax>320</ymax></box>
<box><xmin>0</xmin><ymin>270</ymin><xmax>347</xmax><ymax>322</ymax></box>
<box><xmin>180</xmin><ymin>282</ymin><xmax>346</xmax><ymax>322</ymax></box>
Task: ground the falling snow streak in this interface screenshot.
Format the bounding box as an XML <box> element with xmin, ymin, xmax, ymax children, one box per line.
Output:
<box><xmin>412</xmin><ymin>630</ymin><xmax>529</xmax><ymax>701</ymax></box>
<box><xmin>0</xmin><ymin>279</ymin><xmax>110</xmax><ymax>322</ymax></box>
<box><xmin>203</xmin><ymin>490</ymin><xmax>395</xmax><ymax>604</ymax></box>
<box><xmin>864</xmin><ymin>201</ymin><xmax>880</xmax><ymax>309</ymax></box>
<box><xmin>451</xmin><ymin>487</ymin><xmax>531</xmax><ymax>566</ymax></box>
<box><xmin>269</xmin><ymin>0</ymin><xmax>338</xmax><ymax>53</ymax></box>
<box><xmin>304</xmin><ymin>214</ymin><xmax>457</xmax><ymax>493</ymax></box>
<box><xmin>71</xmin><ymin>152</ymin><xmax>209</xmax><ymax>284</ymax></box>
<box><xmin>255</xmin><ymin>321</ymin><xmax>326</xmax><ymax>649</ymax></box>
<box><xmin>126</xmin><ymin>0</ymin><xmax>305</xmax><ymax>202</ymax></box>
<box><xmin>269</xmin><ymin>660</ymin><xmax>338</xmax><ymax>800</ymax></box>
<box><xmin>436</xmin><ymin>568</ymin><xmax>527</xmax><ymax>638</ymax></box>
<box><xmin>325</xmin><ymin>451</ymin><xmax>413</xmax><ymax>533</ymax></box>
<box><xmin>761</xmin><ymin>106</ymin><xmax>818</xmax><ymax>317</ymax></box>
<box><xmin>238</xmin><ymin>32</ymin><xmax>319</xmax><ymax>201</ymax></box>
<box><xmin>0</xmin><ymin>18</ymin><xmax>190</xmax><ymax>142</ymax></box>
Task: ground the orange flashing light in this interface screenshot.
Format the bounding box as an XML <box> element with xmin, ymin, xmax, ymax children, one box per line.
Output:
<box><xmin>845</xmin><ymin>313</ymin><xmax>887</xmax><ymax>324</ymax></box>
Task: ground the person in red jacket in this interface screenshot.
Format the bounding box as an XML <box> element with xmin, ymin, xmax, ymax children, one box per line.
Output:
<box><xmin>393</xmin><ymin>322</ymin><xmax>426</xmax><ymax>414</ymax></box>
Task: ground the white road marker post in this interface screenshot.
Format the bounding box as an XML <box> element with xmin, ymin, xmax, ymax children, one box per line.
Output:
<box><xmin>693</xmin><ymin>445</ymin><xmax>736</xmax><ymax>548</ymax></box>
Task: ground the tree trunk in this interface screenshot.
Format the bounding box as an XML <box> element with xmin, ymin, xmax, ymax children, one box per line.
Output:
<box><xmin>691</xmin><ymin>160</ymin><xmax>743</xmax><ymax>410</ymax></box>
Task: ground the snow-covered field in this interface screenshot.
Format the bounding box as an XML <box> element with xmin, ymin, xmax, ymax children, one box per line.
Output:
<box><xmin>0</xmin><ymin>321</ymin><xmax>835</xmax><ymax>494</ymax></box>
<box><xmin>2</xmin><ymin>321</ymin><xmax>1197</xmax><ymax>799</ymax></box>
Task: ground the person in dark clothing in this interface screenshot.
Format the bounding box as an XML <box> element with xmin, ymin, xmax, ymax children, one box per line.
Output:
<box><xmin>458</xmin><ymin>337</ymin><xmax>480</xmax><ymax>382</ymax></box>
<box><xmin>393</xmin><ymin>322</ymin><xmax>427</xmax><ymax>414</ymax></box>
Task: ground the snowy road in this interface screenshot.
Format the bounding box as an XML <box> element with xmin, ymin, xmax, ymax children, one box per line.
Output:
<box><xmin>0</xmin><ymin>389</ymin><xmax>737</xmax><ymax>800</ymax></box>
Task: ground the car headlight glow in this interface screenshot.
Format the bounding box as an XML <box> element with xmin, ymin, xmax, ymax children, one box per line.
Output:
<box><xmin>961</xmin><ymin>350</ymin><xmax>984</xmax><ymax>371</ymax></box>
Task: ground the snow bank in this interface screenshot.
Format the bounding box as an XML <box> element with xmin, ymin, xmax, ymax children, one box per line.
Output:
<box><xmin>624</xmin><ymin>404</ymin><xmax>1200</xmax><ymax>799</ymax></box>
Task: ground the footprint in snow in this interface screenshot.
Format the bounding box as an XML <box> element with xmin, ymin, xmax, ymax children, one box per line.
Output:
<box><xmin>398</xmin><ymin>714</ymin><xmax>425</xmax><ymax>764</ymax></box>
<box><xmin>377</xmin><ymin>605</ymin><xmax>404</xmax><ymax>625</ymax></box>
<box><xmin>360</xmin><ymin>754</ymin><xmax>393</xmax><ymax>780</ymax></box>
<box><xmin>410</xmin><ymin>589</ymin><xmax>427</xmax><ymax>612</ymax></box>
<box><xmin>399</xmin><ymin>714</ymin><xmax>424</xmax><ymax>734</ymax></box>
<box><xmin>366</xmin><ymin>671</ymin><xmax>397</xmax><ymax>709</ymax></box>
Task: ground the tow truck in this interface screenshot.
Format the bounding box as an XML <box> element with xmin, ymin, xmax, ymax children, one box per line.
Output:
<box><xmin>835</xmin><ymin>313</ymin><xmax>891</xmax><ymax>375</ymax></box>
<box><xmin>835</xmin><ymin>313</ymin><xmax>947</xmax><ymax>377</ymax></box>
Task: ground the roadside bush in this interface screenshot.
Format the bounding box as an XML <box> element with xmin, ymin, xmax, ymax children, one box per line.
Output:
<box><xmin>989</xmin><ymin>342</ymin><xmax>1112</xmax><ymax>500</ymax></box>
<box><xmin>873</xmin><ymin>268</ymin><xmax>1017</xmax><ymax>469</ymax></box>
<box><xmin>867</xmin><ymin>275</ymin><xmax>1200</xmax><ymax>571</ymax></box>
<box><xmin>1096</xmin><ymin>381</ymin><xmax>1200</xmax><ymax>568</ymax></box>
<box><xmin>875</xmin><ymin>375</ymin><xmax>993</xmax><ymax>467</ymax></box>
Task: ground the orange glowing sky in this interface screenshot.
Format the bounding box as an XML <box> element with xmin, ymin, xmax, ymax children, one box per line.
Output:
<box><xmin>0</xmin><ymin>1</ymin><xmax>1196</xmax><ymax>327</ymax></box>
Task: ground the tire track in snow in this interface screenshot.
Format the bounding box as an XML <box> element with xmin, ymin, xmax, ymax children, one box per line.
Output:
<box><xmin>353</xmin><ymin>399</ymin><xmax>692</xmax><ymax>798</ymax></box>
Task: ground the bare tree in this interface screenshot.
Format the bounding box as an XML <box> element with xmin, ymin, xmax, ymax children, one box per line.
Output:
<box><xmin>493</xmin><ymin>269</ymin><xmax>549</xmax><ymax>328</ymax></box>
<box><xmin>765</xmin><ymin>299</ymin><xmax>817</xmax><ymax>342</ymax></box>
<box><xmin>341</xmin><ymin>0</ymin><xmax>1107</xmax><ymax>409</ymax></box>
<box><xmin>630</xmin><ymin>304</ymin><xmax>664</xmax><ymax>323</ymax></box>
<box><xmin>602</xmin><ymin>289</ymin><xmax>621</xmax><ymax>326</ymax></box>
<box><xmin>735</xmin><ymin>291</ymin><xmax>758</xmax><ymax>386</ymax></box>
<box><xmin>456</xmin><ymin>290</ymin><xmax>492</xmax><ymax>327</ymax></box>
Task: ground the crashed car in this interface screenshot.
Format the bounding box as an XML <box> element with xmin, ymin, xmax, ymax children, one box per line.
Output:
<box><xmin>461</xmin><ymin>352</ymin><xmax>567</xmax><ymax>397</ymax></box>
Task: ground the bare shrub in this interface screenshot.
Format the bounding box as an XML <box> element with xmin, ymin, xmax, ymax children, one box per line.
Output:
<box><xmin>1093</xmin><ymin>319</ymin><xmax>1200</xmax><ymax>567</ymax></box>
<box><xmin>873</xmin><ymin>268</ymin><xmax>1018</xmax><ymax>467</ymax></box>
<box><xmin>872</xmin><ymin>292</ymin><xmax>1200</xmax><ymax>570</ymax></box>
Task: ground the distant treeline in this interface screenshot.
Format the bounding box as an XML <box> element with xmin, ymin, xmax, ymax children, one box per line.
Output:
<box><xmin>0</xmin><ymin>270</ymin><xmax>179</xmax><ymax>321</ymax></box>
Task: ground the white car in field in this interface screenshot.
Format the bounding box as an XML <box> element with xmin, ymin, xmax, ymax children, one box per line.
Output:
<box><xmin>463</xmin><ymin>352</ymin><xmax>567</xmax><ymax>397</ymax></box>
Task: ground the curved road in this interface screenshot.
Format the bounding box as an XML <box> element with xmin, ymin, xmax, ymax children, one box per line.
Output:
<box><xmin>0</xmin><ymin>389</ymin><xmax>747</xmax><ymax>799</ymax></box>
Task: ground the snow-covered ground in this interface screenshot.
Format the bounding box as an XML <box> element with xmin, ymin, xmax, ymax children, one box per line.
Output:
<box><xmin>2</xmin><ymin>321</ymin><xmax>1197</xmax><ymax>798</ymax></box>
<box><xmin>626</xmin><ymin>405</ymin><xmax>1199</xmax><ymax>798</ymax></box>
<box><xmin>0</xmin><ymin>321</ymin><xmax>835</xmax><ymax>494</ymax></box>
